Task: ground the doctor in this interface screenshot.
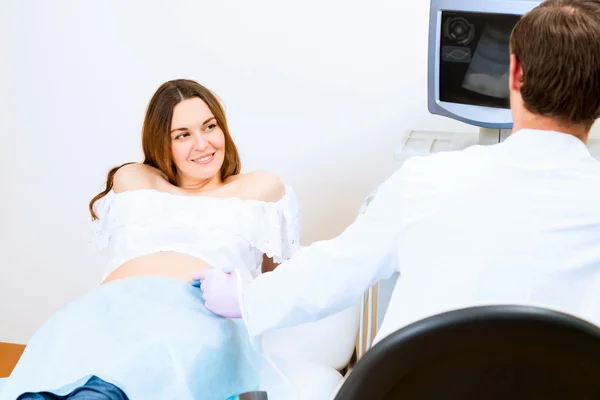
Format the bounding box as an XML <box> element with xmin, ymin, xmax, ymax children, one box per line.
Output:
<box><xmin>195</xmin><ymin>0</ymin><xmax>600</xmax><ymax>346</ymax></box>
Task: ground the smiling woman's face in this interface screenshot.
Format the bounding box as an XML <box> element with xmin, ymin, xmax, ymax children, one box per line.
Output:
<box><xmin>169</xmin><ymin>97</ymin><xmax>226</xmax><ymax>187</ymax></box>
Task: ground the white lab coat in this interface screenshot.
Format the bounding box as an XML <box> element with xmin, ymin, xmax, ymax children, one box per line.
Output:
<box><xmin>241</xmin><ymin>128</ymin><xmax>600</xmax><ymax>346</ymax></box>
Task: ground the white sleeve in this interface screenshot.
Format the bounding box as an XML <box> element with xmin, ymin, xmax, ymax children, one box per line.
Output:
<box><xmin>240</xmin><ymin>169</ymin><xmax>407</xmax><ymax>338</ymax></box>
<box><xmin>90</xmin><ymin>191</ymin><xmax>116</xmax><ymax>250</ymax></box>
<box><xmin>241</xmin><ymin>186</ymin><xmax>302</xmax><ymax>278</ymax></box>
<box><xmin>256</xmin><ymin>186</ymin><xmax>302</xmax><ymax>264</ymax></box>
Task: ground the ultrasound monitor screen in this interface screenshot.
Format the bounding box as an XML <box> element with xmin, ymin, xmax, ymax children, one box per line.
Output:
<box><xmin>439</xmin><ymin>11</ymin><xmax>520</xmax><ymax>109</ymax></box>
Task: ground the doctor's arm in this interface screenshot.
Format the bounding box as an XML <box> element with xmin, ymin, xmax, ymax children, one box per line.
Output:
<box><xmin>240</xmin><ymin>172</ymin><xmax>407</xmax><ymax>339</ymax></box>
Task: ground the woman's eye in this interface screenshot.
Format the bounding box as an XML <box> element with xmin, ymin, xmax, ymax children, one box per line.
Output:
<box><xmin>175</xmin><ymin>132</ymin><xmax>190</xmax><ymax>139</ymax></box>
<box><xmin>205</xmin><ymin>124</ymin><xmax>217</xmax><ymax>131</ymax></box>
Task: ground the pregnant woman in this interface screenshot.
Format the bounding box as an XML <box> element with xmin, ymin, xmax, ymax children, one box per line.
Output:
<box><xmin>1</xmin><ymin>79</ymin><xmax>301</xmax><ymax>400</ymax></box>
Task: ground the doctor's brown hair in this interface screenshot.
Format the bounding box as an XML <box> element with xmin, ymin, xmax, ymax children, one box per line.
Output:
<box><xmin>88</xmin><ymin>79</ymin><xmax>241</xmax><ymax>220</ymax></box>
<box><xmin>509</xmin><ymin>0</ymin><xmax>600</xmax><ymax>128</ymax></box>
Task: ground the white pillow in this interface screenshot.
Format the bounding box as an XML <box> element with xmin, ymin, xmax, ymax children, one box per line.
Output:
<box><xmin>259</xmin><ymin>189</ymin><xmax>377</xmax><ymax>371</ymax></box>
<box><xmin>260</xmin><ymin>302</ymin><xmax>360</xmax><ymax>371</ymax></box>
<box><xmin>261</xmin><ymin>358</ymin><xmax>344</xmax><ymax>400</ymax></box>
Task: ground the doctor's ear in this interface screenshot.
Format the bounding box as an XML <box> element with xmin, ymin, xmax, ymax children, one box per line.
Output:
<box><xmin>509</xmin><ymin>54</ymin><xmax>524</xmax><ymax>92</ymax></box>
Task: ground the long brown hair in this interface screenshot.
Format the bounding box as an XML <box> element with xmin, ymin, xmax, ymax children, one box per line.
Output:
<box><xmin>89</xmin><ymin>79</ymin><xmax>241</xmax><ymax>220</ymax></box>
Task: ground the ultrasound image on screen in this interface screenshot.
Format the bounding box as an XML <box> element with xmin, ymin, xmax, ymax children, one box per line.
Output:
<box><xmin>439</xmin><ymin>11</ymin><xmax>520</xmax><ymax>109</ymax></box>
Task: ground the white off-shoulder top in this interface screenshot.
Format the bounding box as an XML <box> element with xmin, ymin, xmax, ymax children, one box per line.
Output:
<box><xmin>90</xmin><ymin>187</ymin><xmax>302</xmax><ymax>281</ymax></box>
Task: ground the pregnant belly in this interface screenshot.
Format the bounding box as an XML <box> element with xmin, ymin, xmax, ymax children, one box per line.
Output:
<box><xmin>102</xmin><ymin>252</ymin><xmax>212</xmax><ymax>285</ymax></box>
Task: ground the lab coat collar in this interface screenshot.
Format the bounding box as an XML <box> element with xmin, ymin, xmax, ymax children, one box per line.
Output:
<box><xmin>498</xmin><ymin>128</ymin><xmax>593</xmax><ymax>166</ymax></box>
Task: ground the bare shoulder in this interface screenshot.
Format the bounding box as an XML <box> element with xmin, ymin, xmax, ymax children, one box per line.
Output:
<box><xmin>234</xmin><ymin>170</ymin><xmax>286</xmax><ymax>202</ymax></box>
<box><xmin>112</xmin><ymin>163</ymin><xmax>165</xmax><ymax>193</ymax></box>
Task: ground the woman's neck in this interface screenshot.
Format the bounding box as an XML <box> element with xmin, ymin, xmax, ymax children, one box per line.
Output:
<box><xmin>178</xmin><ymin>175</ymin><xmax>223</xmax><ymax>194</ymax></box>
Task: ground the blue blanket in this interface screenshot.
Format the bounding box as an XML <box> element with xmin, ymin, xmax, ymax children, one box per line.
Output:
<box><xmin>0</xmin><ymin>277</ymin><xmax>288</xmax><ymax>400</ymax></box>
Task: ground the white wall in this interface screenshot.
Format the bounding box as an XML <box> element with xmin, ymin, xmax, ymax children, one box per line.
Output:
<box><xmin>2</xmin><ymin>1</ymin><xmax>596</xmax><ymax>344</ymax></box>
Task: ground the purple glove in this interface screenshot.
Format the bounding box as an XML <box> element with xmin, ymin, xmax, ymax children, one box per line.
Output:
<box><xmin>192</xmin><ymin>269</ymin><xmax>243</xmax><ymax>318</ymax></box>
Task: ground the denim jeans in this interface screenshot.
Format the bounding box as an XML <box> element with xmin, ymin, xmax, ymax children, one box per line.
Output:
<box><xmin>16</xmin><ymin>376</ymin><xmax>128</xmax><ymax>400</ymax></box>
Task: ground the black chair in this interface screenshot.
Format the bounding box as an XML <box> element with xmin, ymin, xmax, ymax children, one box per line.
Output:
<box><xmin>334</xmin><ymin>305</ymin><xmax>600</xmax><ymax>400</ymax></box>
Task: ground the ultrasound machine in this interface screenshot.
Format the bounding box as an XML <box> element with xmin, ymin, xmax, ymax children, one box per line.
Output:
<box><xmin>395</xmin><ymin>0</ymin><xmax>600</xmax><ymax>163</ymax></box>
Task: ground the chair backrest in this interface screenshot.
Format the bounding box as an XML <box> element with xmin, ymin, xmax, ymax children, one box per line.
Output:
<box><xmin>334</xmin><ymin>305</ymin><xmax>600</xmax><ymax>400</ymax></box>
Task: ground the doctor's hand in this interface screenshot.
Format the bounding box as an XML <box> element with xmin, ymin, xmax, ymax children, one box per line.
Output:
<box><xmin>191</xmin><ymin>269</ymin><xmax>243</xmax><ymax>318</ymax></box>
